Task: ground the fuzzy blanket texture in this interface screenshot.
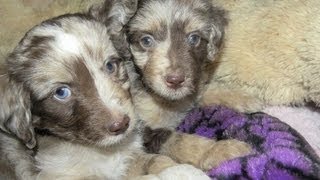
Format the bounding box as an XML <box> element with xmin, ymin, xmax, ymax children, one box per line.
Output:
<box><xmin>178</xmin><ymin>105</ymin><xmax>320</xmax><ymax>179</ymax></box>
<box><xmin>263</xmin><ymin>106</ymin><xmax>320</xmax><ymax>157</ymax></box>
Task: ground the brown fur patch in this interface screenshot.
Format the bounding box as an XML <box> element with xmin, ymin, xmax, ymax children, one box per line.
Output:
<box><xmin>143</xmin><ymin>127</ymin><xmax>172</xmax><ymax>154</ymax></box>
<box><xmin>32</xmin><ymin>60</ymin><xmax>112</xmax><ymax>144</ymax></box>
<box><xmin>23</xmin><ymin>36</ymin><xmax>54</xmax><ymax>60</ymax></box>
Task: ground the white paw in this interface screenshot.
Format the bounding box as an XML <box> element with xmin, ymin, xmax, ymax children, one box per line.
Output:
<box><xmin>158</xmin><ymin>164</ymin><xmax>210</xmax><ymax>180</ymax></box>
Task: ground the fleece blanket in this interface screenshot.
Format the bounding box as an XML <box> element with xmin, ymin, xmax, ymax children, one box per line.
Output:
<box><xmin>178</xmin><ymin>106</ymin><xmax>320</xmax><ymax>179</ymax></box>
<box><xmin>263</xmin><ymin>106</ymin><xmax>320</xmax><ymax>157</ymax></box>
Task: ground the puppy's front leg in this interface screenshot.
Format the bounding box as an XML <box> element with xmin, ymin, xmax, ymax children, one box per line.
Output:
<box><xmin>144</xmin><ymin>127</ymin><xmax>252</xmax><ymax>171</ymax></box>
<box><xmin>126</xmin><ymin>153</ymin><xmax>210</xmax><ymax>180</ymax></box>
<box><xmin>126</xmin><ymin>153</ymin><xmax>177</xmax><ymax>177</ymax></box>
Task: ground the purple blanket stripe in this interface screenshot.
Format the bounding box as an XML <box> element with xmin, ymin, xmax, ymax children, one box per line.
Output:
<box><xmin>177</xmin><ymin>106</ymin><xmax>320</xmax><ymax>180</ymax></box>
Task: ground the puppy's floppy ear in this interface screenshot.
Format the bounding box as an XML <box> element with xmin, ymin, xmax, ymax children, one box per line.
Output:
<box><xmin>0</xmin><ymin>73</ymin><xmax>36</xmax><ymax>149</ymax></box>
<box><xmin>89</xmin><ymin>0</ymin><xmax>138</xmax><ymax>35</ymax></box>
<box><xmin>89</xmin><ymin>0</ymin><xmax>138</xmax><ymax>59</ymax></box>
<box><xmin>207</xmin><ymin>6</ymin><xmax>228</xmax><ymax>61</ymax></box>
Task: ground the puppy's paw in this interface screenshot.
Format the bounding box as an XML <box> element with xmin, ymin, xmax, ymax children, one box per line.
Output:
<box><xmin>158</xmin><ymin>164</ymin><xmax>210</xmax><ymax>180</ymax></box>
<box><xmin>200</xmin><ymin>139</ymin><xmax>252</xmax><ymax>171</ymax></box>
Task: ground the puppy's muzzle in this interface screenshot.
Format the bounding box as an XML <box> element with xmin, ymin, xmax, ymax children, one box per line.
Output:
<box><xmin>108</xmin><ymin>115</ymin><xmax>130</xmax><ymax>135</ymax></box>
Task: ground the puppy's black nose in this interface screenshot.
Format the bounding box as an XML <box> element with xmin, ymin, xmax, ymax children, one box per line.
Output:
<box><xmin>108</xmin><ymin>115</ymin><xmax>130</xmax><ymax>135</ymax></box>
<box><xmin>165</xmin><ymin>74</ymin><xmax>185</xmax><ymax>89</ymax></box>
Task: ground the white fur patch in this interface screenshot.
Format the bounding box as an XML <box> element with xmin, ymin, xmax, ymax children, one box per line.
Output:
<box><xmin>36</xmin><ymin>135</ymin><xmax>142</xmax><ymax>180</ymax></box>
<box><xmin>157</xmin><ymin>164</ymin><xmax>210</xmax><ymax>180</ymax></box>
<box><xmin>55</xmin><ymin>32</ymin><xmax>80</xmax><ymax>55</ymax></box>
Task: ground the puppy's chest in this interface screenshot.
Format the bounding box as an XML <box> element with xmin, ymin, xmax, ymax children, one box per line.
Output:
<box><xmin>35</xmin><ymin>138</ymin><xmax>141</xmax><ymax>180</ymax></box>
<box><xmin>135</xmin><ymin>95</ymin><xmax>194</xmax><ymax>129</ymax></box>
<box><xmin>37</xmin><ymin>149</ymin><xmax>133</xmax><ymax>180</ymax></box>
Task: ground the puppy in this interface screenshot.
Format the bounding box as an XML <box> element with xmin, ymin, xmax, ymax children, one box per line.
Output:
<box><xmin>0</xmin><ymin>8</ymin><xmax>211</xmax><ymax>180</ymax></box>
<box><xmin>92</xmin><ymin>0</ymin><xmax>252</xmax><ymax>171</ymax></box>
<box><xmin>201</xmin><ymin>0</ymin><xmax>320</xmax><ymax>112</ymax></box>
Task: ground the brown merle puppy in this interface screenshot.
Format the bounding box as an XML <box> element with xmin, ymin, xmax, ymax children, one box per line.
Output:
<box><xmin>0</xmin><ymin>9</ymin><xmax>211</xmax><ymax>180</ymax></box>
<box><xmin>127</xmin><ymin>0</ymin><xmax>226</xmax><ymax>128</ymax></box>
<box><xmin>93</xmin><ymin>0</ymin><xmax>252</xmax><ymax>171</ymax></box>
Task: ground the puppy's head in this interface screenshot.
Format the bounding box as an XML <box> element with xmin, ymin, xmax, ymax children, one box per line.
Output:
<box><xmin>128</xmin><ymin>0</ymin><xmax>227</xmax><ymax>100</ymax></box>
<box><xmin>1</xmin><ymin>13</ymin><xmax>137</xmax><ymax>148</ymax></box>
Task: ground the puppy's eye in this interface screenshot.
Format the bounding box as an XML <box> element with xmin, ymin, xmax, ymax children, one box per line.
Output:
<box><xmin>140</xmin><ymin>35</ymin><xmax>155</xmax><ymax>48</ymax></box>
<box><xmin>187</xmin><ymin>33</ymin><xmax>201</xmax><ymax>47</ymax></box>
<box><xmin>105</xmin><ymin>59</ymin><xmax>119</xmax><ymax>74</ymax></box>
<box><xmin>54</xmin><ymin>86</ymin><xmax>71</xmax><ymax>101</ymax></box>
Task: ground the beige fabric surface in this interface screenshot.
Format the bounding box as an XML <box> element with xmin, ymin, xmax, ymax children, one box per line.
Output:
<box><xmin>0</xmin><ymin>0</ymin><xmax>100</xmax><ymax>62</ymax></box>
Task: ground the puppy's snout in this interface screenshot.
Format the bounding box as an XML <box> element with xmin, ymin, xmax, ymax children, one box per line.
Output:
<box><xmin>108</xmin><ymin>115</ymin><xmax>130</xmax><ymax>135</ymax></box>
<box><xmin>165</xmin><ymin>73</ymin><xmax>185</xmax><ymax>89</ymax></box>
